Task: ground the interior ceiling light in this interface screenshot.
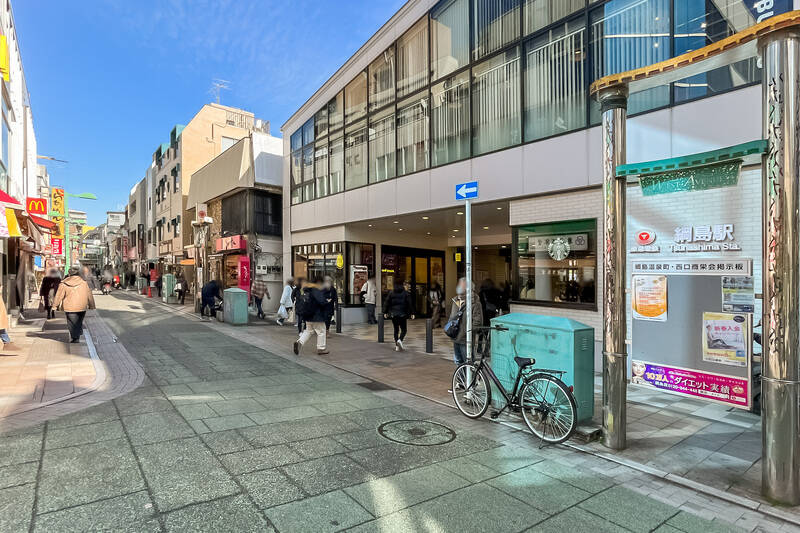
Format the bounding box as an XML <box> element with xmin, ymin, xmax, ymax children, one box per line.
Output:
<box><xmin>422</xmin><ymin>216</ymin><xmax>429</xmax><ymax>220</ymax></box>
<box><xmin>457</xmin><ymin>211</ymin><xmax>464</xmax><ymax>215</ymax></box>
<box><xmin>453</xmin><ymin>229</ymin><xmax>459</xmax><ymax>232</ymax></box>
<box><xmin>393</xmin><ymin>220</ymin><xmax>399</xmax><ymax>224</ymax></box>
<box><xmin>426</xmin><ymin>232</ymin><xmax>431</xmax><ymax>235</ymax></box>
<box><xmin>483</xmin><ymin>226</ymin><xmax>489</xmax><ymax>230</ymax></box>
<box><xmin>398</xmin><ymin>228</ymin><xmax>404</xmax><ymax>231</ymax></box>
<box><xmin>496</xmin><ymin>207</ymin><xmax>503</xmax><ymax>210</ymax></box>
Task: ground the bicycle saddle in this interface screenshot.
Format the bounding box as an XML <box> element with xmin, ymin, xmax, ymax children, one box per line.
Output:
<box><xmin>514</xmin><ymin>357</ymin><xmax>536</xmax><ymax>368</ymax></box>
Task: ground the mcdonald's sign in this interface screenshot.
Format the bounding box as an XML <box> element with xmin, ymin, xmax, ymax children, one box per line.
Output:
<box><xmin>25</xmin><ymin>197</ymin><xmax>47</xmax><ymax>216</ymax></box>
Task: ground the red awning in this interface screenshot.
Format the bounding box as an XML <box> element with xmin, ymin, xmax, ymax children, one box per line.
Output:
<box><xmin>28</xmin><ymin>214</ymin><xmax>55</xmax><ymax>230</ymax></box>
<box><xmin>0</xmin><ymin>190</ymin><xmax>22</xmax><ymax>206</ymax></box>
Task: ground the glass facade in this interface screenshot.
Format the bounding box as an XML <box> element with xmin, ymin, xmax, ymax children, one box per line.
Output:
<box><xmin>514</xmin><ymin>219</ymin><xmax>597</xmax><ymax>308</ymax></box>
<box><xmin>292</xmin><ymin>242</ymin><xmax>376</xmax><ymax>305</ymax></box>
<box><xmin>290</xmin><ymin>0</ymin><xmax>785</xmax><ymax>204</ymax></box>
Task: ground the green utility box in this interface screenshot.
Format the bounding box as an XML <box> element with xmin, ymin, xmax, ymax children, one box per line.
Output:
<box><xmin>162</xmin><ymin>274</ymin><xmax>176</xmax><ymax>303</ymax></box>
<box><xmin>223</xmin><ymin>288</ymin><xmax>248</xmax><ymax>325</ymax></box>
<box><xmin>490</xmin><ymin>313</ymin><xmax>595</xmax><ymax>422</ymax></box>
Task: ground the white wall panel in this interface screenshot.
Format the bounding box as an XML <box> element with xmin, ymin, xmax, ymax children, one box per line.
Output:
<box><xmin>522</xmin><ymin>130</ymin><xmax>588</xmax><ymax>194</ymax></box>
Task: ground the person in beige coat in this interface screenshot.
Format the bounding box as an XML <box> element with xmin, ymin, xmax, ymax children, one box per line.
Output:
<box><xmin>52</xmin><ymin>267</ymin><xmax>96</xmax><ymax>343</ymax></box>
<box><xmin>0</xmin><ymin>285</ymin><xmax>18</xmax><ymax>352</ymax></box>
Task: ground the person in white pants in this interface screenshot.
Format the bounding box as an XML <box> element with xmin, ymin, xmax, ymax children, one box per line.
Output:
<box><xmin>293</xmin><ymin>277</ymin><xmax>330</xmax><ymax>356</ymax></box>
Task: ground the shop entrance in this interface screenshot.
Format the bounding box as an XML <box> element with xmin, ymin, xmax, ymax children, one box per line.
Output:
<box><xmin>381</xmin><ymin>246</ymin><xmax>444</xmax><ymax>318</ymax></box>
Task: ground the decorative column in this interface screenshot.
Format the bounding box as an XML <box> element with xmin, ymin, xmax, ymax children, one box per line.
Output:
<box><xmin>598</xmin><ymin>86</ymin><xmax>629</xmax><ymax>450</ymax></box>
<box><xmin>760</xmin><ymin>27</ymin><xmax>800</xmax><ymax>505</ymax></box>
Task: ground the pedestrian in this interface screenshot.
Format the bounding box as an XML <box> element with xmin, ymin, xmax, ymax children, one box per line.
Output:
<box><xmin>250</xmin><ymin>276</ymin><xmax>270</xmax><ymax>319</ymax></box>
<box><xmin>293</xmin><ymin>276</ymin><xmax>329</xmax><ymax>355</ymax></box>
<box><xmin>277</xmin><ymin>278</ymin><xmax>294</xmax><ymax>326</ymax></box>
<box><xmin>175</xmin><ymin>272</ymin><xmax>187</xmax><ymax>305</ymax></box>
<box><xmin>0</xmin><ymin>282</ymin><xmax>17</xmax><ymax>352</ymax></box>
<box><xmin>155</xmin><ymin>273</ymin><xmax>163</xmax><ymax>298</ymax></box>
<box><xmin>383</xmin><ymin>281</ymin><xmax>415</xmax><ymax>351</ymax></box>
<box><xmin>81</xmin><ymin>265</ymin><xmax>97</xmax><ymax>292</ymax></box>
<box><xmin>292</xmin><ymin>277</ymin><xmax>305</xmax><ymax>334</ymax></box>
<box><xmin>201</xmin><ymin>279</ymin><xmax>222</xmax><ymax>319</ymax></box>
<box><xmin>52</xmin><ymin>267</ymin><xmax>96</xmax><ymax>343</ymax></box>
<box><xmin>360</xmin><ymin>275</ymin><xmax>377</xmax><ymax>324</ymax></box>
<box><xmin>429</xmin><ymin>281</ymin><xmax>444</xmax><ymax>328</ymax></box>
<box><xmin>39</xmin><ymin>268</ymin><xmax>61</xmax><ymax>319</ymax></box>
<box><xmin>448</xmin><ymin>277</ymin><xmax>483</xmax><ymax>366</ymax></box>
<box><xmin>322</xmin><ymin>275</ymin><xmax>338</xmax><ymax>332</ymax></box>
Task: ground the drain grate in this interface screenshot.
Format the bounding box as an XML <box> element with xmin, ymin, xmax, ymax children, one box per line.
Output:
<box><xmin>377</xmin><ymin>420</ymin><xmax>456</xmax><ymax>446</ymax></box>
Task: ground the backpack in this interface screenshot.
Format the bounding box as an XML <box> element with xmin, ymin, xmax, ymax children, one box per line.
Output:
<box><xmin>444</xmin><ymin>305</ymin><xmax>464</xmax><ymax>339</ymax></box>
<box><xmin>296</xmin><ymin>290</ymin><xmax>317</xmax><ymax>321</ymax></box>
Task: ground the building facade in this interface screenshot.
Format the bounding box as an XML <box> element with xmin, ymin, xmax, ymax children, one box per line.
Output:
<box><xmin>281</xmin><ymin>0</ymin><xmax>795</xmax><ymax>345</ymax></box>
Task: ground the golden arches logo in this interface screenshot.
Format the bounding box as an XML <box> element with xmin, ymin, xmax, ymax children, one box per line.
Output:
<box><xmin>26</xmin><ymin>198</ymin><xmax>47</xmax><ymax>215</ymax></box>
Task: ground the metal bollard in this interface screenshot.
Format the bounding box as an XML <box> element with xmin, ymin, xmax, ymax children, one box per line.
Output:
<box><xmin>335</xmin><ymin>306</ymin><xmax>342</xmax><ymax>333</ymax></box>
<box><xmin>426</xmin><ymin>318</ymin><xmax>433</xmax><ymax>353</ymax></box>
<box><xmin>377</xmin><ymin>315</ymin><xmax>385</xmax><ymax>343</ymax></box>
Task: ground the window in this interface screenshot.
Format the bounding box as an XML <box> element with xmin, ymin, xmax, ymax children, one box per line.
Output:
<box><xmin>431</xmin><ymin>0</ymin><xmax>470</xmax><ymax>81</ymax></box>
<box><xmin>396</xmin><ymin>95</ymin><xmax>429</xmax><ymax>176</ymax></box>
<box><xmin>291</xmin><ymin>150</ymin><xmax>303</xmax><ymax>204</ymax></box>
<box><xmin>329</xmin><ymin>132</ymin><xmax>344</xmax><ymax>195</ymax></box>
<box><xmin>432</xmin><ymin>69</ymin><xmax>470</xmax><ymax>166</ymax></box>
<box><xmin>397</xmin><ymin>18</ymin><xmax>428</xmax><ymax>97</ymax></box>
<box><xmin>589</xmin><ymin>0</ymin><xmax>670</xmax><ymax>123</ymax></box>
<box><xmin>345</xmin><ymin>72</ymin><xmax>367</xmax><ymax>124</ymax></box>
<box><xmin>315</xmin><ymin>141</ymin><xmax>329</xmax><ymax>198</ymax></box>
<box><xmin>369</xmin><ymin>47</ymin><xmax>395</xmax><ymax>111</ymax></box>
<box><xmin>290</xmin><ymin>129</ymin><xmax>303</xmax><ymax>152</ymax></box>
<box><xmin>369</xmin><ymin>107</ymin><xmax>395</xmax><ymax>183</ymax></box>
<box><xmin>302</xmin><ymin>118</ymin><xmax>315</xmax><ymax>146</ymax></box>
<box><xmin>328</xmin><ymin>91</ymin><xmax>344</xmax><ymax>131</ymax></box>
<box><xmin>472</xmin><ymin>0</ymin><xmax>520</xmax><ymax>60</ymax></box>
<box><xmin>345</xmin><ymin>121</ymin><xmax>367</xmax><ymax>189</ymax></box>
<box><xmin>673</xmin><ymin>0</ymin><xmax>760</xmax><ymax>103</ymax></box>
<box><xmin>315</xmin><ymin>107</ymin><xmax>329</xmax><ymax>138</ymax></box>
<box><xmin>302</xmin><ymin>146</ymin><xmax>314</xmax><ymax>202</ymax></box>
<box><xmin>524</xmin><ymin>18</ymin><xmax>586</xmax><ymax>141</ymax></box>
<box><xmin>253</xmin><ymin>191</ymin><xmax>281</xmax><ymax>236</ymax></box>
<box><xmin>293</xmin><ymin>242</ymin><xmax>345</xmax><ymax>301</ymax></box>
<box><xmin>514</xmin><ymin>219</ymin><xmax>597</xmax><ymax>308</ymax></box>
<box><xmin>221</xmin><ymin>136</ymin><xmax>236</xmax><ymax>153</ymax></box>
<box><xmin>173</xmin><ymin>174</ymin><xmax>180</xmax><ymax>192</ymax></box>
<box><xmin>346</xmin><ymin>242</ymin><xmax>376</xmax><ymax>304</ymax></box>
<box><xmin>472</xmin><ymin>46</ymin><xmax>521</xmax><ymax>155</ymax></box>
<box><xmin>524</xmin><ymin>0</ymin><xmax>584</xmax><ymax>35</ymax></box>
<box><xmin>174</xmin><ymin>216</ymin><xmax>180</xmax><ymax>237</ymax></box>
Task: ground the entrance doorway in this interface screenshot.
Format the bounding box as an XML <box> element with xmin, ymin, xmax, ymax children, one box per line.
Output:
<box><xmin>381</xmin><ymin>246</ymin><xmax>445</xmax><ymax>317</ymax></box>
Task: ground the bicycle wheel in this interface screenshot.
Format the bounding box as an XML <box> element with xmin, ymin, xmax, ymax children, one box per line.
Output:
<box><xmin>452</xmin><ymin>364</ymin><xmax>491</xmax><ymax>419</ymax></box>
<box><xmin>519</xmin><ymin>374</ymin><xmax>577</xmax><ymax>444</ymax></box>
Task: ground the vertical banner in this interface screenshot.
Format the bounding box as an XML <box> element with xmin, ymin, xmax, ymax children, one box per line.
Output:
<box><xmin>50</xmin><ymin>187</ymin><xmax>65</xmax><ymax>238</ymax></box>
<box><xmin>137</xmin><ymin>224</ymin><xmax>144</xmax><ymax>257</ymax></box>
<box><xmin>51</xmin><ymin>237</ymin><xmax>63</xmax><ymax>256</ymax></box>
<box><xmin>238</xmin><ymin>255</ymin><xmax>251</xmax><ymax>294</ymax></box>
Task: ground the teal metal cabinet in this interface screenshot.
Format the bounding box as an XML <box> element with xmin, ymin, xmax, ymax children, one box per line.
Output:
<box><xmin>162</xmin><ymin>274</ymin><xmax>176</xmax><ymax>303</ymax></box>
<box><xmin>490</xmin><ymin>313</ymin><xmax>595</xmax><ymax>422</ymax></box>
<box><xmin>223</xmin><ymin>288</ymin><xmax>249</xmax><ymax>325</ymax></box>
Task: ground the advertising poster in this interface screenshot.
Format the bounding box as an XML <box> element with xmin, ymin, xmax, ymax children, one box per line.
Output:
<box><xmin>702</xmin><ymin>312</ymin><xmax>747</xmax><ymax>367</ymax></box>
<box><xmin>722</xmin><ymin>276</ymin><xmax>755</xmax><ymax>313</ymax></box>
<box><xmin>350</xmin><ymin>265</ymin><xmax>368</xmax><ymax>299</ymax></box>
<box><xmin>238</xmin><ymin>255</ymin><xmax>251</xmax><ymax>294</ymax></box>
<box><xmin>51</xmin><ymin>237</ymin><xmax>63</xmax><ymax>256</ymax></box>
<box><xmin>631</xmin><ymin>360</ymin><xmax>749</xmax><ymax>409</ymax></box>
<box><xmin>632</xmin><ymin>274</ymin><xmax>667</xmax><ymax>322</ymax></box>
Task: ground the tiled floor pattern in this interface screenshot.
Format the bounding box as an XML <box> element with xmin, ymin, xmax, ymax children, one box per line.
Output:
<box><xmin>0</xmin><ymin>293</ymin><xmax>780</xmax><ymax>532</ymax></box>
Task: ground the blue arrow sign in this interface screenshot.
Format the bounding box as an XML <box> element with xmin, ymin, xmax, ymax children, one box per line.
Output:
<box><xmin>455</xmin><ymin>181</ymin><xmax>478</xmax><ymax>201</ymax></box>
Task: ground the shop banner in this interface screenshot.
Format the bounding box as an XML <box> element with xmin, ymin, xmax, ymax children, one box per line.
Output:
<box><xmin>631</xmin><ymin>360</ymin><xmax>749</xmax><ymax>408</ymax></box>
<box><xmin>238</xmin><ymin>255</ymin><xmax>251</xmax><ymax>294</ymax></box>
<box><xmin>702</xmin><ymin>312</ymin><xmax>747</xmax><ymax>367</ymax></box>
<box><xmin>722</xmin><ymin>276</ymin><xmax>755</xmax><ymax>313</ymax></box>
<box><xmin>51</xmin><ymin>237</ymin><xmax>63</xmax><ymax>256</ymax></box>
<box><xmin>632</xmin><ymin>275</ymin><xmax>667</xmax><ymax>321</ymax></box>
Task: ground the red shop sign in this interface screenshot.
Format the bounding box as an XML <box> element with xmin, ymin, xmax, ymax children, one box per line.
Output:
<box><xmin>216</xmin><ymin>235</ymin><xmax>247</xmax><ymax>252</ymax></box>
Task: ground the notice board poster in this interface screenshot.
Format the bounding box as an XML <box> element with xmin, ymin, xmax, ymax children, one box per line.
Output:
<box><xmin>632</xmin><ymin>275</ymin><xmax>667</xmax><ymax>322</ymax></box>
<box><xmin>702</xmin><ymin>312</ymin><xmax>747</xmax><ymax>367</ymax></box>
<box><xmin>631</xmin><ymin>361</ymin><xmax>749</xmax><ymax>408</ymax></box>
<box><xmin>721</xmin><ymin>276</ymin><xmax>755</xmax><ymax>313</ymax></box>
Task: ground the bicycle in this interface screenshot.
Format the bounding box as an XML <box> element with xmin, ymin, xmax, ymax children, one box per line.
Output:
<box><xmin>451</xmin><ymin>325</ymin><xmax>578</xmax><ymax>445</ymax></box>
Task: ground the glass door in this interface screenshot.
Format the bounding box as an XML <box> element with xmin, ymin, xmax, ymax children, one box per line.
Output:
<box><xmin>414</xmin><ymin>257</ymin><xmax>429</xmax><ymax>317</ymax></box>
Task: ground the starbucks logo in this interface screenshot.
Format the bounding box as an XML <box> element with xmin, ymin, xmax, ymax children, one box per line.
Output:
<box><xmin>548</xmin><ymin>238</ymin><xmax>570</xmax><ymax>261</ymax></box>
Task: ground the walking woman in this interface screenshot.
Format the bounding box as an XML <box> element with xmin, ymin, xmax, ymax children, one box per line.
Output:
<box><xmin>52</xmin><ymin>267</ymin><xmax>96</xmax><ymax>343</ymax></box>
<box><xmin>277</xmin><ymin>278</ymin><xmax>294</xmax><ymax>326</ymax></box>
<box><xmin>383</xmin><ymin>281</ymin><xmax>415</xmax><ymax>351</ymax></box>
<box><xmin>39</xmin><ymin>268</ymin><xmax>61</xmax><ymax>319</ymax></box>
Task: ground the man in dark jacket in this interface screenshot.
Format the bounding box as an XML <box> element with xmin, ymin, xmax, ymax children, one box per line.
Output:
<box><xmin>449</xmin><ymin>277</ymin><xmax>483</xmax><ymax>366</ymax></box>
<box><xmin>293</xmin><ymin>276</ymin><xmax>330</xmax><ymax>355</ymax></box>
<box><xmin>383</xmin><ymin>281</ymin><xmax>415</xmax><ymax>351</ymax></box>
<box><xmin>201</xmin><ymin>279</ymin><xmax>222</xmax><ymax>319</ymax></box>
<box><xmin>322</xmin><ymin>275</ymin><xmax>338</xmax><ymax>332</ymax></box>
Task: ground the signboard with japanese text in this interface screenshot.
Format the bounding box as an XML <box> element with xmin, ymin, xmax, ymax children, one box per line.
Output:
<box><xmin>632</xmin><ymin>259</ymin><xmax>752</xmax><ymax>276</ymax></box>
<box><xmin>107</xmin><ymin>212</ymin><xmax>125</xmax><ymax>227</ymax></box>
<box><xmin>722</xmin><ymin>276</ymin><xmax>755</xmax><ymax>313</ymax></box>
<box><xmin>50</xmin><ymin>187</ymin><xmax>65</xmax><ymax>237</ymax></box>
<box><xmin>238</xmin><ymin>255</ymin><xmax>251</xmax><ymax>294</ymax></box>
<box><xmin>631</xmin><ymin>361</ymin><xmax>749</xmax><ymax>409</ymax></box>
<box><xmin>632</xmin><ymin>275</ymin><xmax>667</xmax><ymax>322</ymax></box>
<box><xmin>702</xmin><ymin>312</ymin><xmax>748</xmax><ymax>367</ymax></box>
<box><xmin>51</xmin><ymin>237</ymin><xmax>63</xmax><ymax>256</ymax></box>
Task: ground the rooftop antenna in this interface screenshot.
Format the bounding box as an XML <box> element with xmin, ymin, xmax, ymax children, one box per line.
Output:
<box><xmin>210</xmin><ymin>79</ymin><xmax>230</xmax><ymax>104</ymax></box>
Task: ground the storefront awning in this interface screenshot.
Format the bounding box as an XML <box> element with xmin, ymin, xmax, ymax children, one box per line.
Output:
<box><xmin>179</xmin><ymin>258</ymin><xmax>195</xmax><ymax>266</ymax></box>
<box><xmin>5</xmin><ymin>209</ymin><xmax>21</xmax><ymax>237</ymax></box>
<box><xmin>0</xmin><ymin>190</ymin><xmax>22</xmax><ymax>207</ymax></box>
<box><xmin>29</xmin><ymin>214</ymin><xmax>56</xmax><ymax>231</ymax></box>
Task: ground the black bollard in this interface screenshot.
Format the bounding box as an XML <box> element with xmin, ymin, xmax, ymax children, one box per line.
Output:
<box><xmin>378</xmin><ymin>315</ymin><xmax>385</xmax><ymax>343</ymax></box>
<box><xmin>335</xmin><ymin>305</ymin><xmax>342</xmax><ymax>333</ymax></box>
<box><xmin>426</xmin><ymin>318</ymin><xmax>433</xmax><ymax>353</ymax></box>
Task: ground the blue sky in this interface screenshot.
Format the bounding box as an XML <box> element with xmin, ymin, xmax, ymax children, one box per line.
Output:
<box><xmin>15</xmin><ymin>0</ymin><xmax>405</xmax><ymax>225</ymax></box>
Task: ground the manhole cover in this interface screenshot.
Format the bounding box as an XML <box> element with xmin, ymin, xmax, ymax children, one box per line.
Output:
<box><xmin>377</xmin><ymin>420</ymin><xmax>456</xmax><ymax>446</ymax></box>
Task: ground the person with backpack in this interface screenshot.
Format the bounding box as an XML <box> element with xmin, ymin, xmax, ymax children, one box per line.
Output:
<box><xmin>52</xmin><ymin>267</ymin><xmax>96</xmax><ymax>343</ymax></box>
<box><xmin>383</xmin><ymin>281</ymin><xmax>415</xmax><ymax>351</ymax></box>
<box><xmin>446</xmin><ymin>277</ymin><xmax>483</xmax><ymax>366</ymax></box>
<box><xmin>293</xmin><ymin>276</ymin><xmax>330</xmax><ymax>356</ymax></box>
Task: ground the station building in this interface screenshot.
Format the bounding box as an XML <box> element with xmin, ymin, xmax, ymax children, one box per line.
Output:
<box><xmin>280</xmin><ymin>0</ymin><xmax>793</xmax><ymax>358</ymax></box>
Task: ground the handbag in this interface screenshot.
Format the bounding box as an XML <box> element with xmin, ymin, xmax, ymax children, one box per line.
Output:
<box><xmin>444</xmin><ymin>306</ymin><xmax>464</xmax><ymax>339</ymax></box>
<box><xmin>38</xmin><ymin>298</ymin><xmax>45</xmax><ymax>312</ymax></box>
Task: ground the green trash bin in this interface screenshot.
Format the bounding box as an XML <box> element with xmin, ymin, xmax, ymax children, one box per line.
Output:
<box><xmin>490</xmin><ymin>313</ymin><xmax>595</xmax><ymax>422</ymax></box>
<box><xmin>223</xmin><ymin>288</ymin><xmax>249</xmax><ymax>325</ymax></box>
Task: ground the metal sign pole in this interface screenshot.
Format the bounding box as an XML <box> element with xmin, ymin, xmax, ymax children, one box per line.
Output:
<box><xmin>465</xmin><ymin>198</ymin><xmax>472</xmax><ymax>362</ymax></box>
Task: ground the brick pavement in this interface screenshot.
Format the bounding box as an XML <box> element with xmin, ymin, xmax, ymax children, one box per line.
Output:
<box><xmin>109</xmin><ymin>290</ymin><xmax>800</xmax><ymax>531</ymax></box>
